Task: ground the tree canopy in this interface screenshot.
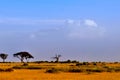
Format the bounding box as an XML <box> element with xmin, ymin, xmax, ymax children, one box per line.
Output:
<box><xmin>13</xmin><ymin>51</ymin><xmax>34</xmax><ymax>63</ymax></box>
<box><xmin>0</xmin><ymin>53</ymin><xmax>8</xmax><ymax>62</ymax></box>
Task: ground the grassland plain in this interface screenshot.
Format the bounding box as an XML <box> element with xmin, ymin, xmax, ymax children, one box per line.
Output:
<box><xmin>0</xmin><ymin>62</ymin><xmax>120</xmax><ymax>80</ymax></box>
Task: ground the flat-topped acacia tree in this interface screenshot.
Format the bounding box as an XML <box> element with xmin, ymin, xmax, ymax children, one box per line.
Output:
<box><xmin>0</xmin><ymin>53</ymin><xmax>8</xmax><ymax>62</ymax></box>
<box><xmin>13</xmin><ymin>51</ymin><xmax>34</xmax><ymax>63</ymax></box>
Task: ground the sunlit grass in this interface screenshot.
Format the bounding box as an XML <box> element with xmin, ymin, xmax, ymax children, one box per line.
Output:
<box><xmin>0</xmin><ymin>62</ymin><xmax>120</xmax><ymax>80</ymax></box>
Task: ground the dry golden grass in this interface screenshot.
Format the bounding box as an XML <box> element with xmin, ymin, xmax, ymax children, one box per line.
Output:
<box><xmin>0</xmin><ymin>62</ymin><xmax>120</xmax><ymax>80</ymax></box>
<box><xmin>0</xmin><ymin>70</ymin><xmax>120</xmax><ymax>80</ymax></box>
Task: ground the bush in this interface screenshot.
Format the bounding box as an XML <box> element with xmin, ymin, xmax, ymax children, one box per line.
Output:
<box><xmin>0</xmin><ymin>68</ymin><xmax>14</xmax><ymax>72</ymax></box>
<box><xmin>22</xmin><ymin>63</ymin><xmax>28</xmax><ymax>66</ymax></box>
<box><xmin>83</xmin><ymin>62</ymin><xmax>89</xmax><ymax>65</ymax></box>
<box><xmin>13</xmin><ymin>66</ymin><xmax>22</xmax><ymax>69</ymax></box>
<box><xmin>68</xmin><ymin>68</ymin><xmax>83</xmax><ymax>73</ymax></box>
<box><xmin>92</xmin><ymin>62</ymin><xmax>97</xmax><ymax>65</ymax></box>
<box><xmin>0</xmin><ymin>68</ymin><xmax>4</xmax><ymax>72</ymax></box>
<box><xmin>105</xmin><ymin>67</ymin><xmax>120</xmax><ymax>72</ymax></box>
<box><xmin>61</xmin><ymin>60</ymin><xmax>72</xmax><ymax>63</ymax></box>
<box><xmin>114</xmin><ymin>62</ymin><xmax>119</xmax><ymax>64</ymax></box>
<box><xmin>106</xmin><ymin>67</ymin><xmax>115</xmax><ymax>72</ymax></box>
<box><xmin>76</xmin><ymin>63</ymin><xmax>83</xmax><ymax>66</ymax></box>
<box><xmin>86</xmin><ymin>68</ymin><xmax>103</xmax><ymax>73</ymax></box>
<box><xmin>13</xmin><ymin>66</ymin><xmax>42</xmax><ymax>69</ymax></box>
<box><xmin>5</xmin><ymin>68</ymin><xmax>14</xmax><ymax>72</ymax></box>
<box><xmin>114</xmin><ymin>68</ymin><xmax>120</xmax><ymax>72</ymax></box>
<box><xmin>46</xmin><ymin>68</ymin><xmax>60</xmax><ymax>73</ymax></box>
<box><xmin>71</xmin><ymin>60</ymin><xmax>79</xmax><ymax>63</ymax></box>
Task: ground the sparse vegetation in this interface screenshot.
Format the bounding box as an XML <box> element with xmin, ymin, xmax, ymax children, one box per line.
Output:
<box><xmin>0</xmin><ymin>62</ymin><xmax>120</xmax><ymax>80</ymax></box>
<box><xmin>2</xmin><ymin>62</ymin><xmax>118</xmax><ymax>73</ymax></box>
<box><xmin>12</xmin><ymin>65</ymin><xmax>43</xmax><ymax>69</ymax></box>
<box><xmin>0</xmin><ymin>53</ymin><xmax>119</xmax><ymax>79</ymax></box>
<box><xmin>0</xmin><ymin>68</ymin><xmax>13</xmax><ymax>72</ymax></box>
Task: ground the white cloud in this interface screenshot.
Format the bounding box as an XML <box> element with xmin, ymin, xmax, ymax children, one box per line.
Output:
<box><xmin>84</xmin><ymin>19</ymin><xmax>98</xmax><ymax>27</ymax></box>
<box><xmin>67</xmin><ymin>19</ymin><xmax>106</xmax><ymax>39</ymax></box>
<box><xmin>65</xmin><ymin>19</ymin><xmax>81</xmax><ymax>26</ymax></box>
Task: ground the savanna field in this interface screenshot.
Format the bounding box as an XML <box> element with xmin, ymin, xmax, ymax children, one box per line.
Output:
<box><xmin>0</xmin><ymin>62</ymin><xmax>120</xmax><ymax>80</ymax></box>
<box><xmin>1</xmin><ymin>0</ymin><xmax>120</xmax><ymax>80</ymax></box>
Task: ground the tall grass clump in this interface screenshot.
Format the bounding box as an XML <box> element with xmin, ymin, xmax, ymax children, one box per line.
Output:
<box><xmin>0</xmin><ymin>68</ymin><xmax>14</xmax><ymax>72</ymax></box>
<box><xmin>45</xmin><ymin>68</ymin><xmax>60</xmax><ymax>73</ymax></box>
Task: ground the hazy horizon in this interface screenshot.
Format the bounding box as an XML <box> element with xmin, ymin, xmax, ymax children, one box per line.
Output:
<box><xmin>0</xmin><ymin>0</ymin><xmax>120</xmax><ymax>62</ymax></box>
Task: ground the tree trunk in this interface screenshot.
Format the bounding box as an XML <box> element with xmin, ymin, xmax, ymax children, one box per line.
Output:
<box><xmin>21</xmin><ymin>58</ymin><xmax>24</xmax><ymax>63</ymax></box>
<box><xmin>56</xmin><ymin>58</ymin><xmax>59</xmax><ymax>63</ymax></box>
<box><xmin>26</xmin><ymin>58</ymin><xmax>29</xmax><ymax>63</ymax></box>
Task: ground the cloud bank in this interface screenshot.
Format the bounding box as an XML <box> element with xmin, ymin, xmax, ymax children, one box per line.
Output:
<box><xmin>0</xmin><ymin>18</ymin><xmax>106</xmax><ymax>39</ymax></box>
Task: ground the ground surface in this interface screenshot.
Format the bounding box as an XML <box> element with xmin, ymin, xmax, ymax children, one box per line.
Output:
<box><xmin>0</xmin><ymin>62</ymin><xmax>120</xmax><ymax>80</ymax></box>
<box><xmin>0</xmin><ymin>70</ymin><xmax>120</xmax><ymax>80</ymax></box>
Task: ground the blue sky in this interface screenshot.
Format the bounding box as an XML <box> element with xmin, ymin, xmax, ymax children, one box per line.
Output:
<box><xmin>0</xmin><ymin>0</ymin><xmax>120</xmax><ymax>62</ymax></box>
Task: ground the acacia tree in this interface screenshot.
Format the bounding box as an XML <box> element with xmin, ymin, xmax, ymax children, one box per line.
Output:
<box><xmin>13</xmin><ymin>51</ymin><xmax>34</xmax><ymax>63</ymax></box>
<box><xmin>0</xmin><ymin>53</ymin><xmax>8</xmax><ymax>62</ymax></box>
<box><xmin>52</xmin><ymin>54</ymin><xmax>61</xmax><ymax>63</ymax></box>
